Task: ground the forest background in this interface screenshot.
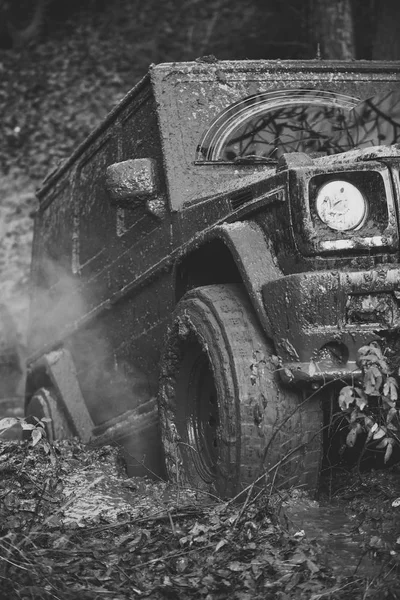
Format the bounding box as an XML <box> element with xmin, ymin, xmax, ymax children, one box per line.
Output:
<box><xmin>0</xmin><ymin>0</ymin><xmax>399</xmax><ymax>396</ymax></box>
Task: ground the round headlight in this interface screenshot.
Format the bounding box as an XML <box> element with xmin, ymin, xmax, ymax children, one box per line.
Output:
<box><xmin>315</xmin><ymin>180</ymin><xmax>367</xmax><ymax>231</ymax></box>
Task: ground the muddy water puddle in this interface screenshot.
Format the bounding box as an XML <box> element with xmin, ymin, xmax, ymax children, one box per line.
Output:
<box><xmin>60</xmin><ymin>448</ymin><xmax>400</xmax><ymax>585</ymax></box>
<box><xmin>283</xmin><ymin>495</ymin><xmax>398</xmax><ymax>577</ymax></box>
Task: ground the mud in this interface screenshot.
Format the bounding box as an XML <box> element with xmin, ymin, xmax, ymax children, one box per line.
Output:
<box><xmin>282</xmin><ymin>469</ymin><xmax>400</xmax><ymax>580</ymax></box>
<box><xmin>284</xmin><ymin>497</ymin><xmax>386</xmax><ymax>577</ymax></box>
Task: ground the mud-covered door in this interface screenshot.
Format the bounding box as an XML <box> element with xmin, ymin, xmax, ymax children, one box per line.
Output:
<box><xmin>74</xmin><ymin>134</ymin><xmax>118</xmax><ymax>280</ymax></box>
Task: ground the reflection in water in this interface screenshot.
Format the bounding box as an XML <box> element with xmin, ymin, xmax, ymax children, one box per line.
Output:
<box><xmin>198</xmin><ymin>90</ymin><xmax>400</xmax><ymax>162</ymax></box>
<box><xmin>283</xmin><ymin>499</ymin><xmax>391</xmax><ymax>578</ymax></box>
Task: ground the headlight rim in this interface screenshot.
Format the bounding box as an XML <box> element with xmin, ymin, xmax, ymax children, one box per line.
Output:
<box><xmin>315</xmin><ymin>179</ymin><xmax>368</xmax><ymax>232</ymax></box>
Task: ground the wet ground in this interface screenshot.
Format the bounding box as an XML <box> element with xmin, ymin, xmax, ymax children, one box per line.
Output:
<box><xmin>284</xmin><ymin>490</ymin><xmax>399</xmax><ymax>578</ymax></box>
<box><xmin>54</xmin><ymin>454</ymin><xmax>400</xmax><ymax>584</ymax></box>
<box><xmin>60</xmin><ymin>461</ymin><xmax>400</xmax><ymax>583</ymax></box>
<box><xmin>277</xmin><ymin>464</ymin><xmax>400</xmax><ymax>597</ymax></box>
<box><xmin>1</xmin><ymin>397</ymin><xmax>400</xmax><ymax>596</ymax></box>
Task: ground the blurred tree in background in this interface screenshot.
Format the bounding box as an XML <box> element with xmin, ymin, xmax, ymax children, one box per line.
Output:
<box><xmin>313</xmin><ymin>0</ymin><xmax>355</xmax><ymax>58</ymax></box>
<box><xmin>313</xmin><ymin>0</ymin><xmax>400</xmax><ymax>60</ymax></box>
<box><xmin>1</xmin><ymin>0</ymin><xmax>399</xmax><ymax>60</ymax></box>
<box><xmin>371</xmin><ymin>0</ymin><xmax>400</xmax><ymax>60</ymax></box>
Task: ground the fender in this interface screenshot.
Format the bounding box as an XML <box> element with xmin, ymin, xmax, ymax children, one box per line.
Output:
<box><xmin>181</xmin><ymin>220</ymin><xmax>283</xmax><ymax>338</ymax></box>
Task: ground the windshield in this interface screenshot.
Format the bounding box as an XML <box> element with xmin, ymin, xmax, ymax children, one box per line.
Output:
<box><xmin>197</xmin><ymin>89</ymin><xmax>400</xmax><ymax>163</ymax></box>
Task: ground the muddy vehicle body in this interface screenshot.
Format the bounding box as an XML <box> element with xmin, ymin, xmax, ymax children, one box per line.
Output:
<box><xmin>26</xmin><ymin>60</ymin><xmax>400</xmax><ymax>497</ymax></box>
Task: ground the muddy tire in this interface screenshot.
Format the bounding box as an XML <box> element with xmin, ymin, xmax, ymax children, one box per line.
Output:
<box><xmin>25</xmin><ymin>387</ymin><xmax>73</xmax><ymax>442</ymax></box>
<box><xmin>158</xmin><ymin>284</ymin><xmax>322</xmax><ymax>498</ymax></box>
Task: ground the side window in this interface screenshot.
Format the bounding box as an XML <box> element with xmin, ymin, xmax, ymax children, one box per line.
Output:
<box><xmin>197</xmin><ymin>89</ymin><xmax>400</xmax><ymax>164</ymax></box>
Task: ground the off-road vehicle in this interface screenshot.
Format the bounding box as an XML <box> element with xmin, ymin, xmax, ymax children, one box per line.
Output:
<box><xmin>26</xmin><ymin>60</ymin><xmax>400</xmax><ymax>497</ymax></box>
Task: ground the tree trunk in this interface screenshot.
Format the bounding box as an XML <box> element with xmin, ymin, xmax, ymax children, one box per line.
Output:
<box><xmin>313</xmin><ymin>0</ymin><xmax>355</xmax><ymax>59</ymax></box>
<box><xmin>372</xmin><ymin>0</ymin><xmax>400</xmax><ymax>60</ymax></box>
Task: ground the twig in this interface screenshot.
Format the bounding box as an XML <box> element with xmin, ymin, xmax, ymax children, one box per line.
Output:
<box><xmin>50</xmin><ymin>474</ymin><xmax>105</xmax><ymax>517</ymax></box>
<box><xmin>16</xmin><ymin>474</ymin><xmax>106</xmax><ymax>551</ymax></box>
<box><xmin>0</xmin><ymin>553</ymin><xmax>31</xmax><ymax>571</ymax></box>
<box><xmin>119</xmin><ymin>443</ymin><xmax>166</xmax><ymax>483</ymax></box>
<box><xmin>232</xmin><ymin>478</ymin><xmax>258</xmax><ymax>529</ymax></box>
<box><xmin>268</xmin><ymin>464</ymin><xmax>279</xmax><ymax>498</ymax></box>
<box><xmin>225</xmin><ymin>438</ymin><xmax>313</xmax><ymax>508</ymax></box>
<box><xmin>353</xmin><ymin>548</ymin><xmax>370</xmax><ymax>576</ymax></box>
<box><xmin>26</xmin><ymin>477</ymin><xmax>50</xmax><ymax>535</ymax></box>
<box><xmin>131</xmin><ymin>542</ymin><xmax>214</xmax><ymax>570</ymax></box>
<box><xmin>175</xmin><ymin>442</ymin><xmax>181</xmax><ymax>506</ymax></box>
<box><xmin>178</xmin><ymin>483</ymin><xmax>222</xmax><ymax>503</ymax></box>
<box><xmin>310</xmin><ymin>579</ymin><xmax>362</xmax><ymax>599</ymax></box>
<box><xmin>167</xmin><ymin>510</ymin><xmax>176</xmax><ymax>535</ymax></box>
<box><xmin>260</xmin><ymin>381</ymin><xmax>332</xmax><ymax>467</ymax></box>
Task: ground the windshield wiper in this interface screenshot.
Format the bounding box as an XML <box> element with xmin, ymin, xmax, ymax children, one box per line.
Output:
<box><xmin>233</xmin><ymin>155</ymin><xmax>277</xmax><ymax>165</ymax></box>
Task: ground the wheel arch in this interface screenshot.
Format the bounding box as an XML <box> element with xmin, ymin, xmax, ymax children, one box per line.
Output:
<box><xmin>25</xmin><ymin>364</ymin><xmax>53</xmax><ymax>410</ymax></box>
<box><xmin>175</xmin><ymin>220</ymin><xmax>282</xmax><ymax>337</ymax></box>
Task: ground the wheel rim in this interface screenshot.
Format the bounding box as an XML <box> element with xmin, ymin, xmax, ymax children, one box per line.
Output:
<box><xmin>185</xmin><ymin>352</ymin><xmax>220</xmax><ymax>483</ymax></box>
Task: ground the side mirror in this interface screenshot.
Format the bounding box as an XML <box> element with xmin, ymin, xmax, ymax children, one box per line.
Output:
<box><xmin>105</xmin><ymin>158</ymin><xmax>159</xmax><ymax>208</ymax></box>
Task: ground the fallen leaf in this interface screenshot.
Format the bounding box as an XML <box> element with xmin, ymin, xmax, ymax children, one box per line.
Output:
<box><xmin>0</xmin><ymin>417</ymin><xmax>19</xmax><ymax>430</ymax></box>
<box><xmin>215</xmin><ymin>539</ymin><xmax>228</xmax><ymax>552</ymax></box>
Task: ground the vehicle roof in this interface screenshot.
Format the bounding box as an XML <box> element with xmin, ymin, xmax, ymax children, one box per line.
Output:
<box><xmin>152</xmin><ymin>60</ymin><xmax>400</xmax><ymax>209</ymax></box>
<box><xmin>37</xmin><ymin>60</ymin><xmax>400</xmax><ymax>206</ymax></box>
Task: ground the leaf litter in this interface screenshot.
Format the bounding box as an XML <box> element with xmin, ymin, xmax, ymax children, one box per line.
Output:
<box><xmin>1</xmin><ymin>14</ymin><xmax>400</xmax><ymax>597</ymax></box>
<box><xmin>1</xmin><ymin>438</ymin><xmax>400</xmax><ymax>599</ymax></box>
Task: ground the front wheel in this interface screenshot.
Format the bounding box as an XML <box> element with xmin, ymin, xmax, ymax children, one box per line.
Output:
<box><xmin>158</xmin><ymin>284</ymin><xmax>323</xmax><ymax>498</ymax></box>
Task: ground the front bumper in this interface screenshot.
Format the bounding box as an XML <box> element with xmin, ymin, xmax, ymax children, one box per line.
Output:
<box><xmin>262</xmin><ymin>266</ymin><xmax>400</xmax><ymax>385</ymax></box>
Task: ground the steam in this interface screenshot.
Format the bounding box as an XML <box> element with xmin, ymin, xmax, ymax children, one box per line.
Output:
<box><xmin>0</xmin><ymin>180</ymin><xmax>37</xmax><ymax>400</ymax></box>
<box><xmin>28</xmin><ymin>256</ymin><xmax>87</xmax><ymax>354</ymax></box>
<box><xmin>0</xmin><ymin>174</ymin><xmax>161</xmax><ymax>476</ymax></box>
<box><xmin>0</xmin><ymin>303</ymin><xmax>24</xmax><ymax>398</ymax></box>
<box><xmin>29</xmin><ymin>253</ymin><xmax>159</xmax><ymax>474</ymax></box>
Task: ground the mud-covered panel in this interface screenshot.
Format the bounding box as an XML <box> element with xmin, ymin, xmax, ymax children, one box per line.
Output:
<box><xmin>113</xmin><ymin>96</ymin><xmax>167</xmax><ymax>246</ymax></box>
<box><xmin>120</xmin><ymin>96</ymin><xmax>163</xmax><ymax>175</ymax></box>
<box><xmin>32</xmin><ymin>177</ymin><xmax>74</xmax><ymax>276</ymax></box>
<box><xmin>29</xmin><ymin>87</ymin><xmax>172</xmax><ymax>357</ymax></box>
<box><xmin>29</xmin><ymin>133</ymin><xmax>119</xmax><ymax>353</ymax></box>
<box><xmin>29</xmin><ymin>176</ymin><xmax>79</xmax><ymax>354</ymax></box>
<box><xmin>67</xmin><ymin>272</ymin><xmax>174</xmax><ymax>426</ymax></box>
<box><xmin>76</xmin><ymin>135</ymin><xmax>118</xmax><ymax>272</ymax></box>
<box><xmin>151</xmin><ymin>61</ymin><xmax>400</xmax><ymax>209</ymax></box>
<box><xmin>262</xmin><ymin>266</ymin><xmax>400</xmax><ymax>364</ymax></box>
